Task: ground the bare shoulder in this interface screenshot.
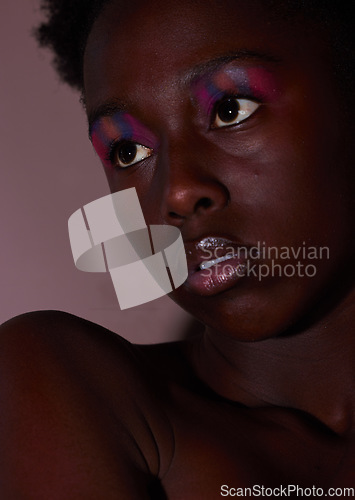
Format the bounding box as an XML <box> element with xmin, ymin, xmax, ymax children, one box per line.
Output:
<box><xmin>0</xmin><ymin>309</ymin><xmax>165</xmax><ymax>390</ymax></box>
<box><xmin>0</xmin><ymin>309</ymin><xmax>134</xmax><ymax>361</ymax></box>
<box><xmin>0</xmin><ymin>311</ymin><xmax>173</xmax><ymax>499</ymax></box>
<box><xmin>0</xmin><ymin>310</ymin><xmax>149</xmax><ymax>409</ymax></box>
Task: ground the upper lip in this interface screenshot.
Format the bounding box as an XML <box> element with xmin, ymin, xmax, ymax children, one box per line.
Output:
<box><xmin>183</xmin><ymin>235</ymin><xmax>252</xmax><ymax>273</ymax></box>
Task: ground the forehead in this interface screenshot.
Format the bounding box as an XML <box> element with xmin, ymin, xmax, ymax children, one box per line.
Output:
<box><xmin>83</xmin><ymin>0</ymin><xmax>329</xmax><ymax>113</ymax></box>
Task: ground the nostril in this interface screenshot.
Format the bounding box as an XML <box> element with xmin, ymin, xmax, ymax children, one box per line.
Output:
<box><xmin>168</xmin><ymin>211</ymin><xmax>184</xmax><ymax>219</ymax></box>
<box><xmin>168</xmin><ymin>198</ymin><xmax>214</xmax><ymax>220</ymax></box>
<box><xmin>195</xmin><ymin>197</ymin><xmax>213</xmax><ymax>211</ymax></box>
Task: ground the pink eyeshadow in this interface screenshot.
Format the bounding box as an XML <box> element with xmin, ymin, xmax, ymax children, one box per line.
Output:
<box><xmin>246</xmin><ymin>67</ymin><xmax>280</xmax><ymax>100</ymax></box>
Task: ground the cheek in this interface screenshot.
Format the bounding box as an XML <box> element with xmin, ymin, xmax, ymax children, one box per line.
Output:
<box><xmin>103</xmin><ymin>161</ymin><xmax>157</xmax><ymax>216</ymax></box>
<box><xmin>208</xmin><ymin>115</ymin><xmax>350</xmax><ymax>248</ymax></box>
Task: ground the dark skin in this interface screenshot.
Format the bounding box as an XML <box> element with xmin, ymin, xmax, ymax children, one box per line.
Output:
<box><xmin>0</xmin><ymin>0</ymin><xmax>354</xmax><ymax>498</ymax></box>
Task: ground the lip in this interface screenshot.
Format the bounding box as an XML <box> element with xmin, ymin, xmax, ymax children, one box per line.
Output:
<box><xmin>183</xmin><ymin>236</ymin><xmax>257</xmax><ymax>296</ymax></box>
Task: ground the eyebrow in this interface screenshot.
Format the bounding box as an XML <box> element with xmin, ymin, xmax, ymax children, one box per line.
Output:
<box><xmin>87</xmin><ymin>49</ymin><xmax>280</xmax><ymax>138</ymax></box>
<box><xmin>184</xmin><ymin>50</ymin><xmax>280</xmax><ymax>83</ymax></box>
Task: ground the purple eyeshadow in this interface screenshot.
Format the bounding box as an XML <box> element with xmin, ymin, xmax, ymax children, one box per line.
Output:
<box><xmin>192</xmin><ymin>64</ymin><xmax>279</xmax><ymax>116</ymax></box>
<box><xmin>91</xmin><ymin>112</ymin><xmax>158</xmax><ymax>166</ymax></box>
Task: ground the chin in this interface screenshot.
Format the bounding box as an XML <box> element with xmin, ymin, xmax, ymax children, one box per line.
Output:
<box><xmin>170</xmin><ymin>275</ymin><xmax>332</xmax><ymax>342</ymax></box>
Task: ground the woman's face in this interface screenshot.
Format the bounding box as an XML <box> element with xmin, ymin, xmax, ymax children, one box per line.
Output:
<box><xmin>84</xmin><ymin>0</ymin><xmax>354</xmax><ymax>340</ymax></box>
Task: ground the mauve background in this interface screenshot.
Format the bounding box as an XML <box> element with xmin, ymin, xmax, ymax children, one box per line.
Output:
<box><xmin>0</xmin><ymin>0</ymin><xmax>194</xmax><ymax>343</ymax></box>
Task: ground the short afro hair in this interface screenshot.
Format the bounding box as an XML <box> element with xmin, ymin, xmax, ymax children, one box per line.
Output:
<box><xmin>35</xmin><ymin>0</ymin><xmax>110</xmax><ymax>90</ymax></box>
<box><xmin>35</xmin><ymin>0</ymin><xmax>354</xmax><ymax>92</ymax></box>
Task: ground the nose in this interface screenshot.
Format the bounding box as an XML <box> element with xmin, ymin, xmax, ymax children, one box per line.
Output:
<box><xmin>158</xmin><ymin>137</ymin><xmax>229</xmax><ymax>225</ymax></box>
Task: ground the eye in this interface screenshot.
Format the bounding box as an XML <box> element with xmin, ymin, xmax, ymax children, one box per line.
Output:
<box><xmin>110</xmin><ymin>141</ymin><xmax>153</xmax><ymax>168</ymax></box>
<box><xmin>212</xmin><ymin>97</ymin><xmax>260</xmax><ymax>129</ymax></box>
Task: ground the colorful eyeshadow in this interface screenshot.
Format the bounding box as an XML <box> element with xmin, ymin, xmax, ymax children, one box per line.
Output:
<box><xmin>192</xmin><ymin>64</ymin><xmax>279</xmax><ymax>117</ymax></box>
<box><xmin>91</xmin><ymin>112</ymin><xmax>158</xmax><ymax>166</ymax></box>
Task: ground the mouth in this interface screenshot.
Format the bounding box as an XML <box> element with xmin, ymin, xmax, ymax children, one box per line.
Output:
<box><xmin>183</xmin><ymin>236</ymin><xmax>259</xmax><ymax>296</ymax></box>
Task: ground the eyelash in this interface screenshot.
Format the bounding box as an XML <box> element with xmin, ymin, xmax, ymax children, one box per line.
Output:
<box><xmin>106</xmin><ymin>140</ymin><xmax>120</xmax><ymax>164</ymax></box>
<box><xmin>210</xmin><ymin>94</ymin><xmax>261</xmax><ymax>129</ymax></box>
<box><xmin>106</xmin><ymin>139</ymin><xmax>153</xmax><ymax>169</ymax></box>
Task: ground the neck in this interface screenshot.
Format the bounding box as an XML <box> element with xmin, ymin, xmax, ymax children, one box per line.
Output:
<box><xmin>190</xmin><ymin>288</ymin><xmax>355</xmax><ymax>435</ymax></box>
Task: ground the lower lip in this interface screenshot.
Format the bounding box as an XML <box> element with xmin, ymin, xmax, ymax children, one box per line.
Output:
<box><xmin>185</xmin><ymin>256</ymin><xmax>247</xmax><ymax>296</ymax></box>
